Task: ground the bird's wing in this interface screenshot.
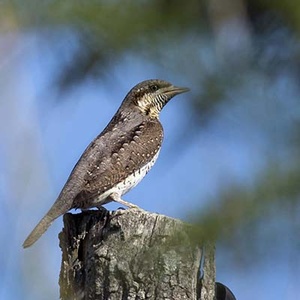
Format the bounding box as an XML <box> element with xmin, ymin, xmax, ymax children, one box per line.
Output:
<box><xmin>71</xmin><ymin>119</ymin><xmax>163</xmax><ymax>208</ymax></box>
<box><xmin>23</xmin><ymin>118</ymin><xmax>162</xmax><ymax>248</ymax></box>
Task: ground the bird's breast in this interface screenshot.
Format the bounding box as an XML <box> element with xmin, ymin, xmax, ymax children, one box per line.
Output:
<box><xmin>93</xmin><ymin>149</ymin><xmax>160</xmax><ymax>205</ymax></box>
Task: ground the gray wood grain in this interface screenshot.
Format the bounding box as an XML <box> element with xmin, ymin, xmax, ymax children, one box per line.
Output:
<box><xmin>59</xmin><ymin>209</ymin><xmax>215</xmax><ymax>300</ymax></box>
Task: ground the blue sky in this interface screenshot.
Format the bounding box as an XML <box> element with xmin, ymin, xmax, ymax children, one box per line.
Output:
<box><xmin>1</xmin><ymin>32</ymin><xmax>299</xmax><ymax>300</ymax></box>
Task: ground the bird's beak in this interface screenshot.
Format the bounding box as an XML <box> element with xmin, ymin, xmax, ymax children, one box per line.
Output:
<box><xmin>163</xmin><ymin>85</ymin><xmax>190</xmax><ymax>97</ymax></box>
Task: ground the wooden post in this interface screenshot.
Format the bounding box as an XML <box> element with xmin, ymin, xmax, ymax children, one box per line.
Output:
<box><xmin>59</xmin><ymin>209</ymin><xmax>215</xmax><ymax>300</ymax></box>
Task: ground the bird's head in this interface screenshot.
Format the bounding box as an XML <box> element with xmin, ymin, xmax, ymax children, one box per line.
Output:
<box><xmin>124</xmin><ymin>79</ymin><xmax>189</xmax><ymax>118</ymax></box>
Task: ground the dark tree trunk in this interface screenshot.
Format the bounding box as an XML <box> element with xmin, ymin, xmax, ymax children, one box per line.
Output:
<box><xmin>59</xmin><ymin>209</ymin><xmax>215</xmax><ymax>300</ymax></box>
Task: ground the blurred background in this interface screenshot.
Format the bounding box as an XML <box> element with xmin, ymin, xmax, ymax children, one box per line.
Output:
<box><xmin>1</xmin><ymin>0</ymin><xmax>300</xmax><ymax>299</ymax></box>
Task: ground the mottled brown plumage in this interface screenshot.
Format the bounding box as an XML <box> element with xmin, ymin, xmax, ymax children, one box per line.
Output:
<box><xmin>23</xmin><ymin>79</ymin><xmax>189</xmax><ymax>248</ymax></box>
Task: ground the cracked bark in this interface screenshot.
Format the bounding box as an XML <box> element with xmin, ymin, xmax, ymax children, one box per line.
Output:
<box><xmin>59</xmin><ymin>209</ymin><xmax>215</xmax><ymax>300</ymax></box>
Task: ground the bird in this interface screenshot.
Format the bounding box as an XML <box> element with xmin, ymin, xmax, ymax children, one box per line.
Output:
<box><xmin>23</xmin><ymin>79</ymin><xmax>189</xmax><ymax>248</ymax></box>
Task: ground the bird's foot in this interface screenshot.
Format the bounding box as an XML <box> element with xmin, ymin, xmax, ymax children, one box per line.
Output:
<box><xmin>95</xmin><ymin>205</ymin><xmax>109</xmax><ymax>212</ymax></box>
<box><xmin>79</xmin><ymin>205</ymin><xmax>108</xmax><ymax>212</ymax></box>
<box><xmin>109</xmin><ymin>192</ymin><xmax>141</xmax><ymax>210</ymax></box>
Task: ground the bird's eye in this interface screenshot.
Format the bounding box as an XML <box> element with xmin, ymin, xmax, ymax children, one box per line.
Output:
<box><xmin>149</xmin><ymin>85</ymin><xmax>159</xmax><ymax>92</ymax></box>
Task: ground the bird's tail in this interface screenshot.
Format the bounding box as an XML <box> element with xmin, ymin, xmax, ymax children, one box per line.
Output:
<box><xmin>23</xmin><ymin>214</ymin><xmax>55</xmax><ymax>248</ymax></box>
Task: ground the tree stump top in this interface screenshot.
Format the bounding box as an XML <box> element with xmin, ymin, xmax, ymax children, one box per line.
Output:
<box><xmin>59</xmin><ymin>209</ymin><xmax>214</xmax><ymax>300</ymax></box>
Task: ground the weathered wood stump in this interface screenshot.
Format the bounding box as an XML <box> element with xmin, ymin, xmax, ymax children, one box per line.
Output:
<box><xmin>59</xmin><ymin>209</ymin><xmax>215</xmax><ymax>300</ymax></box>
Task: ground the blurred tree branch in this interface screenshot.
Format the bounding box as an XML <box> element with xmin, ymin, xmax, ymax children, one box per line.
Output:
<box><xmin>189</xmin><ymin>161</ymin><xmax>300</xmax><ymax>263</ymax></box>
